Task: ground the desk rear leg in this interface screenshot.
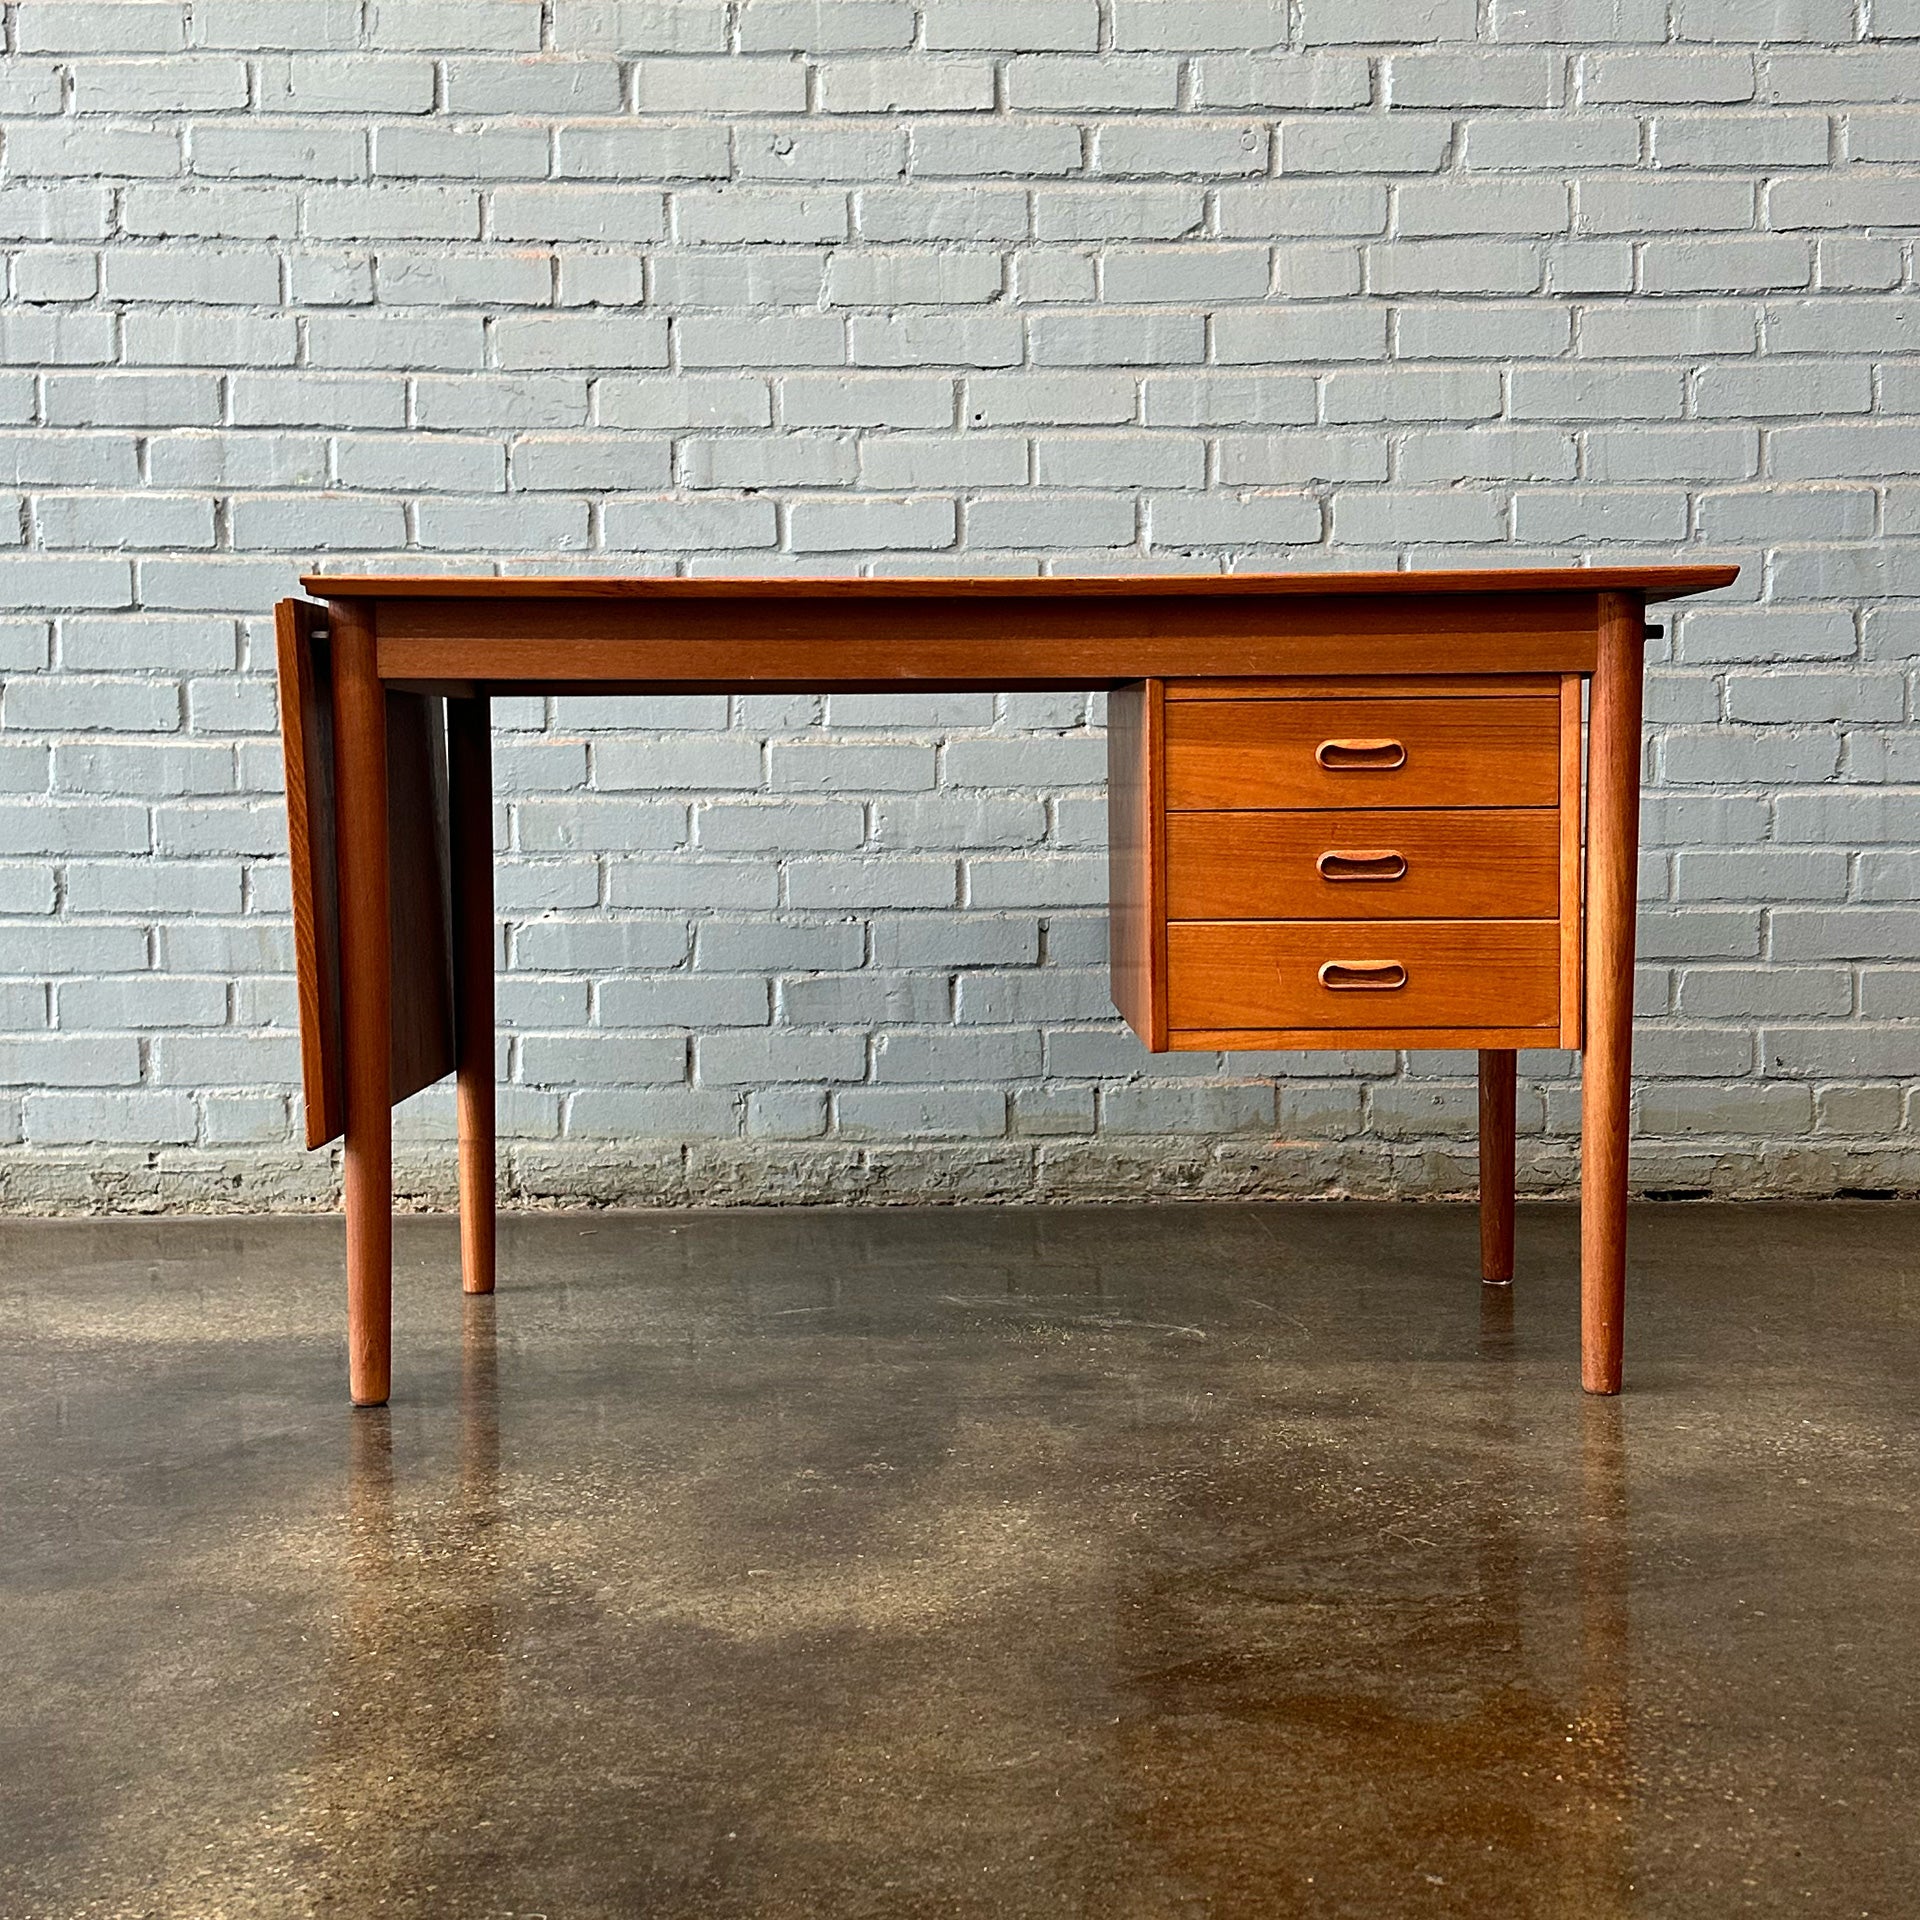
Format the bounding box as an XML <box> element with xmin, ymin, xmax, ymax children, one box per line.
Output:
<box><xmin>449</xmin><ymin>696</ymin><xmax>496</xmax><ymax>1296</ymax></box>
<box><xmin>1479</xmin><ymin>1048</ymin><xmax>1516</xmax><ymax>1285</ymax></box>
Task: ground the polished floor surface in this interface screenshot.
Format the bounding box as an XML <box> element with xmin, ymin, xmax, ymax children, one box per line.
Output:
<box><xmin>1</xmin><ymin>1202</ymin><xmax>1916</xmax><ymax>1917</ymax></box>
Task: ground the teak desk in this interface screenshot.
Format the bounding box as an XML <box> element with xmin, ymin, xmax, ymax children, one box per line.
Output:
<box><xmin>275</xmin><ymin>566</ymin><xmax>1736</xmax><ymax>1407</ymax></box>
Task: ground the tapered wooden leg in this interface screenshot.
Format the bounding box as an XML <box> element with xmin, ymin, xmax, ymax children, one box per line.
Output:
<box><xmin>1479</xmin><ymin>1048</ymin><xmax>1516</xmax><ymax>1285</ymax></box>
<box><xmin>1580</xmin><ymin>593</ymin><xmax>1646</xmax><ymax>1396</ymax></box>
<box><xmin>449</xmin><ymin>697</ymin><xmax>496</xmax><ymax>1297</ymax></box>
<box><xmin>331</xmin><ymin>601</ymin><xmax>392</xmax><ymax>1407</ymax></box>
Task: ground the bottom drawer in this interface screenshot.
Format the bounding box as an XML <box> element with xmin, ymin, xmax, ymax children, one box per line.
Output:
<box><xmin>1167</xmin><ymin>920</ymin><xmax>1560</xmax><ymax>1034</ymax></box>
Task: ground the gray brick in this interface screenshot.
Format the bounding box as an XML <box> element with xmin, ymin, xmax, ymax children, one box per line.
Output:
<box><xmin>859</xmin><ymin>435</ymin><xmax>1026</xmax><ymax>488</ymax></box>
<box><xmin>605</xmin><ymin>496</ymin><xmax>780</xmax><ymax>551</ymax></box>
<box><xmin>1772</xmin><ymin>908</ymin><xmax>1920</xmax><ymax>963</ymax></box>
<box><xmin>1584</xmin><ymin>53</ymin><xmax>1757</xmax><ymax>105</ymax></box>
<box><xmin>1035</xmin><ymin>434</ymin><xmax>1205</xmax><ymax>489</ymax></box>
<box><xmin>741</xmin><ymin>1</ymin><xmax>914</xmax><ymax>51</ymax></box>
<box><xmin>1219</xmin><ymin>432</ymin><xmax>1390</xmax><ymax>484</ymax></box>
<box><xmin>1652</xmin><ymin>113</ymin><xmax>1833</xmax><ymax>169</ymax></box>
<box><xmin>375</xmin><ymin>253</ymin><xmax>550</xmax><ymax>307</ymax></box>
<box><xmin>967</xmin><ymin>493</ymin><xmax>1137</xmax><ymax>546</ymax></box>
<box><xmin>968</xmin><ymin>372</ymin><xmax>1136</xmax><ymax>426</ymax></box>
<box><xmin>1111</xmin><ymin>3</ymin><xmax>1290</xmax><ymax>51</ymax></box>
<box><xmin>1144</xmin><ymin>373</ymin><xmax>1314</xmax><ymax>426</ymax></box>
<box><xmin>697</xmin><ymin>1030</ymin><xmax>865</xmax><ymax>1085</ymax></box>
<box><xmin>1010</xmin><ymin>55</ymin><xmax>1180</xmax><ymax>111</ymax></box>
<box><xmin>634</xmin><ymin>56</ymin><xmax>808</xmax><ymax>112</ymax></box>
<box><xmin>1008</xmin><ymin>245</ymin><xmax>1096</xmax><ymax>305</ymax></box>
<box><xmin>1336</xmin><ymin>488</ymin><xmax>1508</xmax><ymax>545</ymax></box>
<box><xmin>1033</xmin><ymin>186</ymin><xmax>1207</xmax><ymax>240</ymax></box>
<box><xmin>608</xmin><ymin>861</ymin><xmax>781</xmax><ymax>910</ymax></box>
<box><xmin>1679</xmin><ymin>966</ymin><xmax>1851</xmax><ymax>1019</ymax></box>
<box><xmin>1580</xmin><ymin>301</ymin><xmax>1759</xmax><ymax>357</ymax></box>
<box><xmin>495</xmin><ymin>312</ymin><xmax>669</xmax><ymax>371</ymax></box>
<box><xmin>1215</xmin><ymin>304</ymin><xmax>1388</xmax><ymax>363</ymax></box>
<box><xmin>850</xmin><ymin>313</ymin><xmax>1023</xmax><ymax>367</ymax></box>
<box><xmin>1278</xmin><ymin>115</ymin><xmax>1453</xmax><ymax>174</ymax></box>
<box><xmin>1764</xmin><ymin>1025</ymin><xmax>1920</xmax><ymax>1078</ymax></box>
<box><xmin>1673</xmin><ymin>849</ymin><xmax>1850</xmax><ymax>902</ymax></box>
<box><xmin>1149</xmin><ymin>493</ymin><xmax>1320</xmax><ymax>548</ymax></box>
<box><xmin>443</xmin><ymin>56</ymin><xmax>624</xmax><ymax>112</ymax></box>
<box><xmin>1218</xmin><ymin>181</ymin><xmax>1386</xmax><ymax>239</ymax></box>
<box><xmin>835</xmin><ymin>1086</ymin><xmax>1006</xmax><ymax>1137</ymax></box>
<box><xmin>1369</xmin><ymin>240</ymin><xmax>1546</xmax><ymax>295</ymax></box>
<box><xmin>515</xmin><ymin>798</ymin><xmax>685</xmax><ymax>854</ymax></box>
<box><xmin>1640</xmin><ymin>235</ymin><xmax>1810</xmax><ymax>292</ymax></box>
<box><xmin>952</xmin><ymin>969</ymin><xmax>1110</xmax><ymax>1022</ymax></box>
<box><xmin>787</xmin><ymin>497</ymin><xmax>957</xmax><ymax>551</ymax></box>
<box><xmin>0</xmin><ymin>187</ymin><xmax>112</xmax><ymax>243</ymax></box>
<box><xmin>522</xmin><ymin>1033</ymin><xmax>686</xmax><ymax>1087</ymax></box>
<box><xmin>601</xmin><ymin>375</ymin><xmax>772</xmax><ymax>429</ymax></box>
<box><xmin>1513</xmin><ymin>487</ymin><xmax>1689</xmax><ymax>543</ymax></box>
<box><xmin>818</xmin><ymin>57</ymin><xmax>996</xmax><ymax>114</ymax></box>
<box><xmin>1466</xmin><ymin>113</ymin><xmax>1639</xmax><ymax>171</ymax></box>
<box><xmin>556</xmin><ymin>2</ymin><xmax>730</xmax><ymax>54</ymax></box>
<box><xmin>1394</xmin><ymin>300</ymin><xmax>1571</xmax><ymax>357</ymax></box>
<box><xmin>855</xmin><ymin>185</ymin><xmax>1029</xmax><ymax>242</ymax></box>
<box><xmin>1697</xmin><ymin>487</ymin><xmax>1875</xmax><ymax>544</ymax></box>
<box><xmin>1101</xmin><ymin>1084</ymin><xmax>1275</xmax><ymax>1133</ymax></box>
<box><xmin>492</xmin><ymin>186</ymin><xmax>666</xmax><ymax>244</ymax></box>
<box><xmin>924</xmin><ymin>0</ymin><xmax>1098</xmax><ymax>49</ymax></box>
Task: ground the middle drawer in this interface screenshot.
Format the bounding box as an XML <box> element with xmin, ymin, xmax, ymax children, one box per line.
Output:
<box><xmin>1166</xmin><ymin>808</ymin><xmax>1560</xmax><ymax>922</ymax></box>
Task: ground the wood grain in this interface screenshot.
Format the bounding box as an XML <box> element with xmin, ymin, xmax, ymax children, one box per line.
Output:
<box><xmin>385</xmin><ymin>693</ymin><xmax>456</xmax><ymax>1108</ymax></box>
<box><xmin>1580</xmin><ymin>592</ymin><xmax>1645</xmax><ymax>1397</ymax></box>
<box><xmin>275</xmin><ymin>598</ymin><xmax>344</xmax><ymax>1150</ymax></box>
<box><xmin>331</xmin><ymin>598</ymin><xmax>394</xmax><ymax>1409</ymax></box>
<box><xmin>449</xmin><ymin>696</ymin><xmax>496</xmax><ymax>1298</ymax></box>
<box><xmin>1480</xmin><ymin>1048</ymin><xmax>1517</xmax><ymax>1285</ymax></box>
<box><xmin>1164</xmin><ymin>674</ymin><xmax>1562</xmax><ymax>701</ymax></box>
<box><xmin>1559</xmin><ymin>673</ymin><xmax>1585</xmax><ymax>1051</ymax></box>
<box><xmin>1166</xmin><ymin>808</ymin><xmax>1560</xmax><ymax>922</ymax></box>
<box><xmin>276</xmin><ymin>603</ymin><xmax>455</xmax><ymax>1151</ymax></box>
<box><xmin>373</xmin><ymin>589</ymin><xmax>1610</xmax><ymax>688</ymax></box>
<box><xmin>1169</xmin><ymin>1024</ymin><xmax>1559</xmax><ymax>1050</ymax></box>
<box><xmin>1165</xmin><ymin>695</ymin><xmax>1562</xmax><ymax>811</ymax></box>
<box><xmin>1107</xmin><ymin>680</ymin><xmax>1167</xmax><ymax>1051</ymax></box>
<box><xmin>1167</xmin><ymin>920</ymin><xmax>1560</xmax><ymax>1033</ymax></box>
<box><xmin>304</xmin><ymin>564</ymin><xmax>1740</xmax><ymax>603</ymax></box>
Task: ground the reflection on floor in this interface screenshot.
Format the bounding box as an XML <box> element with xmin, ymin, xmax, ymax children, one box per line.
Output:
<box><xmin>1</xmin><ymin>1203</ymin><xmax>1915</xmax><ymax>1917</ymax></box>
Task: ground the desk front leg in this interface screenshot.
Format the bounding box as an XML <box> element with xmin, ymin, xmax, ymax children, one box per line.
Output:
<box><xmin>449</xmin><ymin>696</ymin><xmax>496</xmax><ymax>1296</ymax></box>
<box><xmin>330</xmin><ymin>601</ymin><xmax>393</xmax><ymax>1407</ymax></box>
<box><xmin>1580</xmin><ymin>592</ymin><xmax>1645</xmax><ymax>1396</ymax></box>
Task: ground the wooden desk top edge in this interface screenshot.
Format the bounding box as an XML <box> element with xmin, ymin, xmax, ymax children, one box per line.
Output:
<box><xmin>301</xmin><ymin>564</ymin><xmax>1740</xmax><ymax>607</ymax></box>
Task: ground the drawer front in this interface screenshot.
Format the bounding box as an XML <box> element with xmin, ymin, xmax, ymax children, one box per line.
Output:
<box><xmin>1167</xmin><ymin>921</ymin><xmax>1560</xmax><ymax>1033</ymax></box>
<box><xmin>1165</xmin><ymin>808</ymin><xmax>1559</xmax><ymax>922</ymax></box>
<box><xmin>1164</xmin><ymin>695</ymin><xmax>1561</xmax><ymax>811</ymax></box>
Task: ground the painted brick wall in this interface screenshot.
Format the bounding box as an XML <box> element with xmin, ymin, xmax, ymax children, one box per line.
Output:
<box><xmin>0</xmin><ymin>0</ymin><xmax>1914</xmax><ymax>1211</ymax></box>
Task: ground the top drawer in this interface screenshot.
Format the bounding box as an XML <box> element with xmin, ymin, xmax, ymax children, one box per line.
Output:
<box><xmin>1164</xmin><ymin>693</ymin><xmax>1562</xmax><ymax>811</ymax></box>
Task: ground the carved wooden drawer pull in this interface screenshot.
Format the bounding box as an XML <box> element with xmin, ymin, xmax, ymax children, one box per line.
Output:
<box><xmin>1315</xmin><ymin>737</ymin><xmax>1407</xmax><ymax>771</ymax></box>
<box><xmin>1317</xmin><ymin>960</ymin><xmax>1408</xmax><ymax>991</ymax></box>
<box><xmin>1316</xmin><ymin>848</ymin><xmax>1409</xmax><ymax>883</ymax></box>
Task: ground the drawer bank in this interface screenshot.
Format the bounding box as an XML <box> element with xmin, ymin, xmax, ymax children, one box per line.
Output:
<box><xmin>274</xmin><ymin>566</ymin><xmax>1737</xmax><ymax>1406</ymax></box>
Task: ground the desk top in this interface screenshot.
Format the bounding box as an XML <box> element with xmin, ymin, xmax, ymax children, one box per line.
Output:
<box><xmin>298</xmin><ymin>563</ymin><xmax>1738</xmax><ymax>691</ymax></box>
<box><xmin>303</xmin><ymin>564</ymin><xmax>1738</xmax><ymax>606</ymax></box>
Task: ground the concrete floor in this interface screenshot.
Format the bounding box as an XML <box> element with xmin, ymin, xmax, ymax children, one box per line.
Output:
<box><xmin>0</xmin><ymin>1204</ymin><xmax>1915</xmax><ymax>1918</ymax></box>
